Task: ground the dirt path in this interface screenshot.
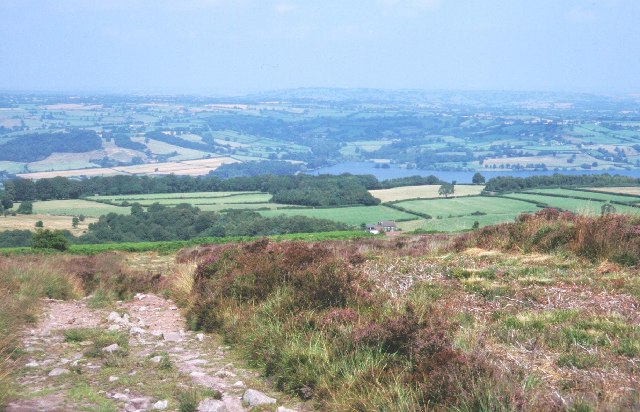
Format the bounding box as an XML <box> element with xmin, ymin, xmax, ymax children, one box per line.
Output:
<box><xmin>6</xmin><ymin>294</ymin><xmax>301</xmax><ymax>412</ymax></box>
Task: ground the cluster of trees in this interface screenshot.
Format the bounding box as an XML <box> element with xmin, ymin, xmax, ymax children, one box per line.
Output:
<box><xmin>0</xmin><ymin>130</ymin><xmax>102</xmax><ymax>162</ymax></box>
<box><xmin>1</xmin><ymin>173</ymin><xmax>400</xmax><ymax>206</ymax></box>
<box><xmin>79</xmin><ymin>204</ymin><xmax>349</xmax><ymax>243</ymax></box>
<box><xmin>483</xmin><ymin>174</ymin><xmax>640</xmax><ymax>193</ymax></box>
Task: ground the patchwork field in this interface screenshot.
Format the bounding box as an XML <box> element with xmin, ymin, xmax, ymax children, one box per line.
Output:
<box><xmin>259</xmin><ymin>205</ymin><xmax>418</xmax><ymax>226</ymax></box>
<box><xmin>16</xmin><ymin>157</ymin><xmax>239</xmax><ymax>179</ymax></box>
<box><xmin>370</xmin><ymin>184</ymin><xmax>484</xmax><ymax>202</ymax></box>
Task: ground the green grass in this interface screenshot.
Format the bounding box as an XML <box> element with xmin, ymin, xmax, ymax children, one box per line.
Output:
<box><xmin>503</xmin><ymin>193</ymin><xmax>640</xmax><ymax>215</ymax></box>
<box><xmin>258</xmin><ymin>205</ymin><xmax>418</xmax><ymax>226</ymax></box>
<box><xmin>30</xmin><ymin>199</ymin><xmax>130</xmax><ymax>217</ymax></box>
<box><xmin>395</xmin><ymin>196</ymin><xmax>538</xmax><ymax>218</ymax></box>
<box><xmin>523</xmin><ymin>188</ymin><xmax>640</xmax><ymax>204</ymax></box>
<box><xmin>91</xmin><ymin>191</ymin><xmax>266</xmax><ymax>201</ymax></box>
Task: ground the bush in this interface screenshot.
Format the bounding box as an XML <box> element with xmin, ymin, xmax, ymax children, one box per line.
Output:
<box><xmin>16</xmin><ymin>201</ymin><xmax>33</xmax><ymax>214</ymax></box>
<box><xmin>31</xmin><ymin>229</ymin><xmax>69</xmax><ymax>251</ymax></box>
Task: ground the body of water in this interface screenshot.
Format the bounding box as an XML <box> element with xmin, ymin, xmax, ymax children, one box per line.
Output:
<box><xmin>308</xmin><ymin>162</ymin><xmax>640</xmax><ymax>183</ymax></box>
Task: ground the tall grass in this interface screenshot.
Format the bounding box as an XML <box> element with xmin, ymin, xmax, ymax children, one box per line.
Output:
<box><xmin>457</xmin><ymin>209</ymin><xmax>640</xmax><ymax>265</ymax></box>
<box><xmin>182</xmin><ymin>239</ymin><xmax>532</xmax><ymax>410</ymax></box>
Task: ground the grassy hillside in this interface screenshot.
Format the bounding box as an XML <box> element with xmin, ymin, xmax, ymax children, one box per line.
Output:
<box><xmin>3</xmin><ymin>212</ymin><xmax>640</xmax><ymax>410</ymax></box>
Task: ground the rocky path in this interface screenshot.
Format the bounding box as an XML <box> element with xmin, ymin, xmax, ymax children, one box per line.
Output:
<box><xmin>6</xmin><ymin>293</ymin><xmax>301</xmax><ymax>412</ymax></box>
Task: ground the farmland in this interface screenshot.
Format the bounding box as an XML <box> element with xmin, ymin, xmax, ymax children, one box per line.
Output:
<box><xmin>3</xmin><ymin>90</ymin><xmax>640</xmax><ymax>181</ymax></box>
<box><xmin>369</xmin><ymin>184</ymin><xmax>484</xmax><ymax>202</ymax></box>
<box><xmin>259</xmin><ymin>205</ymin><xmax>418</xmax><ymax>226</ymax></box>
<box><xmin>0</xmin><ymin>214</ymin><xmax>96</xmax><ymax>235</ymax></box>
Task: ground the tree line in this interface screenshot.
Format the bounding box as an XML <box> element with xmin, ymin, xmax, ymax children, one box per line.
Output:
<box><xmin>1</xmin><ymin>172</ymin><xmax>442</xmax><ymax>207</ymax></box>
<box><xmin>483</xmin><ymin>174</ymin><xmax>640</xmax><ymax>193</ymax></box>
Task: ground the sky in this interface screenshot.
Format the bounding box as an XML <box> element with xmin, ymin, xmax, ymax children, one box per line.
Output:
<box><xmin>1</xmin><ymin>0</ymin><xmax>639</xmax><ymax>95</ymax></box>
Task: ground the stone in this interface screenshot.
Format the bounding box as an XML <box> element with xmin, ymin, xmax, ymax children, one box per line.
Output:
<box><xmin>109</xmin><ymin>376</ymin><xmax>119</xmax><ymax>382</ymax></box>
<box><xmin>276</xmin><ymin>407</ymin><xmax>298</xmax><ymax>412</ymax></box>
<box><xmin>48</xmin><ymin>368</ymin><xmax>70</xmax><ymax>376</ymax></box>
<box><xmin>232</xmin><ymin>381</ymin><xmax>245</xmax><ymax>388</ymax></box>
<box><xmin>128</xmin><ymin>397</ymin><xmax>151</xmax><ymax>409</ymax></box>
<box><xmin>242</xmin><ymin>389</ymin><xmax>276</xmax><ymax>406</ymax></box>
<box><xmin>111</xmin><ymin>393</ymin><xmax>129</xmax><ymax>401</ymax></box>
<box><xmin>150</xmin><ymin>356</ymin><xmax>163</xmax><ymax>364</ymax></box>
<box><xmin>222</xmin><ymin>396</ymin><xmax>244</xmax><ymax>412</ymax></box>
<box><xmin>197</xmin><ymin>398</ymin><xmax>227</xmax><ymax>412</ymax></box>
<box><xmin>107</xmin><ymin>312</ymin><xmax>122</xmax><ymax>322</ymax></box>
<box><xmin>153</xmin><ymin>400</ymin><xmax>168</xmax><ymax>410</ymax></box>
<box><xmin>25</xmin><ymin>360</ymin><xmax>39</xmax><ymax>368</ymax></box>
<box><xmin>135</xmin><ymin>293</ymin><xmax>146</xmax><ymax>300</ymax></box>
<box><xmin>162</xmin><ymin>332</ymin><xmax>183</xmax><ymax>342</ymax></box>
<box><xmin>102</xmin><ymin>343</ymin><xmax>120</xmax><ymax>353</ymax></box>
<box><xmin>215</xmin><ymin>370</ymin><xmax>237</xmax><ymax>378</ymax></box>
<box><xmin>129</xmin><ymin>326</ymin><xmax>145</xmax><ymax>335</ymax></box>
<box><xmin>196</xmin><ymin>333</ymin><xmax>205</xmax><ymax>341</ymax></box>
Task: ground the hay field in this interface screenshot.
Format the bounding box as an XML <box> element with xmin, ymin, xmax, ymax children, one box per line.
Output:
<box><xmin>587</xmin><ymin>186</ymin><xmax>640</xmax><ymax>196</ymax></box>
<box><xmin>370</xmin><ymin>184</ymin><xmax>484</xmax><ymax>202</ymax></box>
<box><xmin>0</xmin><ymin>214</ymin><xmax>97</xmax><ymax>236</ymax></box>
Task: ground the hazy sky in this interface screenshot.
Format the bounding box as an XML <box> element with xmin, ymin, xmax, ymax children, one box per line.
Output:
<box><xmin>1</xmin><ymin>0</ymin><xmax>639</xmax><ymax>95</ymax></box>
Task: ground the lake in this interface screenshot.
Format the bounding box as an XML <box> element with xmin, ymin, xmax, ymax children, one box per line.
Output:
<box><xmin>308</xmin><ymin>162</ymin><xmax>640</xmax><ymax>183</ymax></box>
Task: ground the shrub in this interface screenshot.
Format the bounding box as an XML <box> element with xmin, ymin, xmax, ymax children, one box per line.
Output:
<box><xmin>31</xmin><ymin>229</ymin><xmax>69</xmax><ymax>251</ymax></box>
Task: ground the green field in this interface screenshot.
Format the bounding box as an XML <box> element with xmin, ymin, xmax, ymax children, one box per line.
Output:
<box><xmin>259</xmin><ymin>205</ymin><xmax>418</xmax><ymax>226</ymax></box>
<box><xmin>522</xmin><ymin>188</ymin><xmax>640</xmax><ymax>204</ymax></box>
<box><xmin>31</xmin><ymin>200</ymin><xmax>131</xmax><ymax>217</ymax></box>
<box><xmin>93</xmin><ymin>193</ymin><xmax>272</xmax><ymax>206</ymax></box>
<box><xmin>91</xmin><ymin>191</ymin><xmax>265</xmax><ymax>201</ymax></box>
<box><xmin>395</xmin><ymin>196</ymin><xmax>538</xmax><ymax>218</ymax></box>
<box><xmin>398</xmin><ymin>212</ymin><xmax>524</xmax><ymax>232</ymax></box>
<box><xmin>503</xmin><ymin>193</ymin><xmax>640</xmax><ymax>215</ymax></box>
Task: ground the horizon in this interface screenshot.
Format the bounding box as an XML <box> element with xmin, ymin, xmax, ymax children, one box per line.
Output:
<box><xmin>1</xmin><ymin>0</ymin><xmax>640</xmax><ymax>95</ymax></box>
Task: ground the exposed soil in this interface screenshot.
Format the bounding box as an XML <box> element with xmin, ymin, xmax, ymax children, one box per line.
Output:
<box><xmin>6</xmin><ymin>293</ymin><xmax>302</xmax><ymax>412</ymax></box>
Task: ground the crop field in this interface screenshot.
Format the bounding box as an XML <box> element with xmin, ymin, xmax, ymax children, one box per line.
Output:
<box><xmin>17</xmin><ymin>157</ymin><xmax>239</xmax><ymax>179</ymax></box>
<box><xmin>587</xmin><ymin>186</ymin><xmax>640</xmax><ymax>196</ymax></box>
<box><xmin>503</xmin><ymin>193</ymin><xmax>640</xmax><ymax>215</ymax></box>
<box><xmin>370</xmin><ymin>184</ymin><xmax>484</xmax><ymax>202</ymax></box>
<box><xmin>394</xmin><ymin>196</ymin><xmax>538</xmax><ymax>218</ymax></box>
<box><xmin>30</xmin><ymin>200</ymin><xmax>131</xmax><ymax>217</ymax></box>
<box><xmin>92</xmin><ymin>191</ymin><xmax>266</xmax><ymax>202</ymax></box>
<box><xmin>0</xmin><ymin>214</ymin><xmax>96</xmax><ymax>235</ymax></box>
<box><xmin>259</xmin><ymin>205</ymin><xmax>418</xmax><ymax>226</ymax></box>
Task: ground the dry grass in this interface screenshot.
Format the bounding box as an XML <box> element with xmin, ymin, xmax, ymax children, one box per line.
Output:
<box><xmin>0</xmin><ymin>214</ymin><xmax>96</xmax><ymax>236</ymax></box>
<box><xmin>369</xmin><ymin>184</ymin><xmax>484</xmax><ymax>202</ymax></box>
<box><xmin>587</xmin><ymin>186</ymin><xmax>640</xmax><ymax>196</ymax></box>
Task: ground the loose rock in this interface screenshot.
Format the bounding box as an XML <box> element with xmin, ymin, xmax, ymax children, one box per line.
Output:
<box><xmin>242</xmin><ymin>389</ymin><xmax>276</xmax><ymax>406</ymax></box>
<box><xmin>48</xmin><ymin>368</ymin><xmax>70</xmax><ymax>377</ymax></box>
<box><xmin>197</xmin><ymin>398</ymin><xmax>227</xmax><ymax>412</ymax></box>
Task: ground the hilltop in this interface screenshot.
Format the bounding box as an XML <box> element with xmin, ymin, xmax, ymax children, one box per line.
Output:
<box><xmin>1</xmin><ymin>209</ymin><xmax>639</xmax><ymax>411</ymax></box>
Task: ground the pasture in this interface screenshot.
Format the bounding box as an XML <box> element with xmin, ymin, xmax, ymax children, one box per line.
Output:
<box><xmin>30</xmin><ymin>199</ymin><xmax>131</xmax><ymax>217</ymax></box>
<box><xmin>259</xmin><ymin>205</ymin><xmax>418</xmax><ymax>226</ymax></box>
<box><xmin>394</xmin><ymin>196</ymin><xmax>538</xmax><ymax>218</ymax></box>
<box><xmin>370</xmin><ymin>184</ymin><xmax>484</xmax><ymax>202</ymax></box>
<box><xmin>502</xmin><ymin>193</ymin><xmax>640</xmax><ymax>215</ymax></box>
<box><xmin>587</xmin><ymin>186</ymin><xmax>640</xmax><ymax>196</ymax></box>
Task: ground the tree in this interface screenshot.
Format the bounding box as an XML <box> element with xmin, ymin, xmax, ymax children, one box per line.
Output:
<box><xmin>1</xmin><ymin>198</ymin><xmax>13</xmax><ymax>210</ymax></box>
<box><xmin>601</xmin><ymin>203</ymin><xmax>616</xmax><ymax>215</ymax></box>
<box><xmin>31</xmin><ymin>229</ymin><xmax>68</xmax><ymax>251</ymax></box>
<box><xmin>472</xmin><ymin>172</ymin><xmax>485</xmax><ymax>184</ymax></box>
<box><xmin>72</xmin><ymin>217</ymin><xmax>80</xmax><ymax>228</ymax></box>
<box><xmin>438</xmin><ymin>183</ymin><xmax>455</xmax><ymax>198</ymax></box>
<box><xmin>17</xmin><ymin>201</ymin><xmax>33</xmax><ymax>214</ymax></box>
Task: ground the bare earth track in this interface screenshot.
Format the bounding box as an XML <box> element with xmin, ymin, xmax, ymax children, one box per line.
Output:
<box><xmin>6</xmin><ymin>294</ymin><xmax>301</xmax><ymax>412</ymax></box>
